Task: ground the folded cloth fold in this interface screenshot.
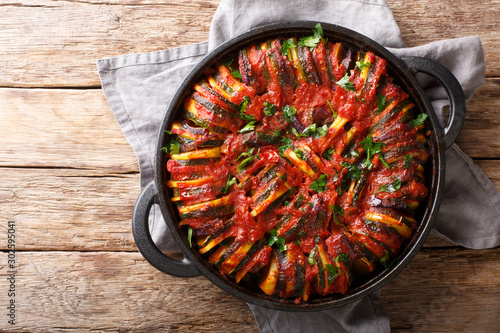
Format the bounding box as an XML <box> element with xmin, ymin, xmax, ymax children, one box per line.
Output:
<box><xmin>97</xmin><ymin>0</ymin><xmax>498</xmax><ymax>331</ymax></box>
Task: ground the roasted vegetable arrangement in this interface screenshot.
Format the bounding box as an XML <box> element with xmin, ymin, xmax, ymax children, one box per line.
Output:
<box><xmin>165</xmin><ymin>24</ymin><xmax>429</xmax><ymax>302</ymax></box>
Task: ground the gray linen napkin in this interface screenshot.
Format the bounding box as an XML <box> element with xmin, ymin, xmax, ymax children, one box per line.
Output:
<box><xmin>97</xmin><ymin>0</ymin><xmax>498</xmax><ymax>331</ymax></box>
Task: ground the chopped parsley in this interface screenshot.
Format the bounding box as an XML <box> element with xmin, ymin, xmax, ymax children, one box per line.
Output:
<box><xmin>297</xmin><ymin>23</ymin><xmax>324</xmax><ymax>50</ymax></box>
<box><xmin>336</xmin><ymin>253</ymin><xmax>348</xmax><ymax>264</ymax></box>
<box><xmin>377</xmin><ymin>93</ymin><xmax>387</xmax><ymax>113</ymax></box>
<box><xmin>336</xmin><ymin>73</ymin><xmax>356</xmax><ymax>92</ymax></box>
<box><xmin>310</xmin><ymin>174</ymin><xmax>328</xmax><ymax>193</ymax></box>
<box><xmin>378</xmin><ymin>153</ymin><xmax>391</xmax><ymax>169</ymax></box>
<box><xmin>293</xmin><ymin>148</ymin><xmax>307</xmax><ymax>161</ymax></box>
<box><xmin>282</xmin><ymin>105</ymin><xmax>297</xmax><ymax>123</ymax></box>
<box><xmin>281</xmin><ymin>38</ymin><xmax>296</xmax><ymax>57</ymax></box>
<box><xmin>341</xmin><ymin>161</ymin><xmax>361</xmax><ymax>180</ymax></box>
<box><xmin>238</xmin><ymin>96</ymin><xmax>255</xmax><ymax>121</ymax></box>
<box><xmin>326</xmin><ymin>100</ymin><xmax>338</xmax><ymax>118</ymax></box>
<box><xmin>360</xmin><ymin>135</ymin><xmax>384</xmax><ymax>170</ymax></box>
<box><xmin>239</xmin><ymin>120</ymin><xmax>256</xmax><ymax>133</ymax></box>
<box><xmin>237</xmin><ymin>156</ymin><xmax>254</xmax><ymax>173</ymax></box>
<box><xmin>279</xmin><ymin>137</ymin><xmax>293</xmax><ymax>152</ymax></box>
<box><xmin>222</xmin><ymin>176</ymin><xmax>237</xmax><ymax>194</ymax></box>
<box><xmin>235</xmin><ymin>147</ymin><xmax>255</xmax><ymax>161</ymax></box>
<box><xmin>404</xmin><ymin>154</ymin><xmax>413</xmax><ymax>169</ymax></box>
<box><xmin>308</xmin><ymin>248</ymin><xmax>317</xmax><ymax>265</ymax></box>
<box><xmin>410</xmin><ymin>113</ymin><xmax>428</xmax><ymax>128</ymax></box>
<box><xmin>268</xmin><ymin>229</ymin><xmax>286</xmax><ymax>252</ymax></box>
<box><xmin>325</xmin><ymin>264</ymin><xmax>342</xmax><ymax>286</ymax></box>
<box><xmin>165</xmin><ymin>139</ymin><xmax>180</xmax><ymax>155</ymax></box>
<box><xmin>330</xmin><ymin>204</ymin><xmax>344</xmax><ymax>225</ymax></box>
<box><xmin>323</xmin><ymin>148</ymin><xmax>335</xmax><ymax>161</ymax></box>
<box><xmin>300</xmin><ymin>123</ymin><xmax>329</xmax><ymax>139</ymax></box>
<box><xmin>231</xmin><ymin>69</ymin><xmax>242</xmax><ymax>80</ymax></box>
<box><xmin>356</xmin><ymin>60</ymin><xmax>371</xmax><ymax>70</ymax></box>
<box><xmin>236</xmin><ymin>148</ymin><xmax>255</xmax><ymax>173</ymax></box>
<box><xmin>263</xmin><ymin>101</ymin><xmax>278</xmax><ymax>117</ymax></box>
<box><xmin>187</xmin><ymin>226</ymin><xmax>193</xmax><ymax>247</ymax></box>
<box><xmin>376</xmin><ymin>179</ymin><xmax>402</xmax><ymax>194</ymax></box>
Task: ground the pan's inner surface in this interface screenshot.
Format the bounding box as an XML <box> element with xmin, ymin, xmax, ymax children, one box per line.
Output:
<box><xmin>156</xmin><ymin>22</ymin><xmax>443</xmax><ymax>311</ymax></box>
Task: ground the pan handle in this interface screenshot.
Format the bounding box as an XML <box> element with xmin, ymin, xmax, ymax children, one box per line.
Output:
<box><xmin>401</xmin><ymin>56</ymin><xmax>466</xmax><ymax>150</ymax></box>
<box><xmin>132</xmin><ymin>181</ymin><xmax>200</xmax><ymax>277</ymax></box>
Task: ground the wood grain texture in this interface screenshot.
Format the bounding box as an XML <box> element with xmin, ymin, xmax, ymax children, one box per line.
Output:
<box><xmin>0</xmin><ymin>168</ymin><xmax>139</xmax><ymax>251</ymax></box>
<box><xmin>387</xmin><ymin>0</ymin><xmax>500</xmax><ymax>77</ymax></box>
<box><xmin>382</xmin><ymin>247</ymin><xmax>500</xmax><ymax>331</ymax></box>
<box><xmin>0</xmin><ymin>248</ymin><xmax>498</xmax><ymax>332</ymax></box>
<box><xmin>0</xmin><ymin>88</ymin><xmax>139</xmax><ymax>172</ymax></box>
<box><xmin>0</xmin><ymin>0</ymin><xmax>220</xmax><ymax>87</ymax></box>
<box><xmin>0</xmin><ymin>0</ymin><xmax>498</xmax><ymax>87</ymax></box>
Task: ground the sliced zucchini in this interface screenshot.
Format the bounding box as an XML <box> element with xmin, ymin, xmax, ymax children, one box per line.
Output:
<box><xmin>166</xmin><ymin>176</ymin><xmax>214</xmax><ymax>189</ymax></box>
<box><xmin>365</xmin><ymin>210</ymin><xmax>415</xmax><ymax>238</ymax></box>
<box><xmin>259</xmin><ymin>251</ymin><xmax>279</xmax><ymax>296</ymax></box>
<box><xmin>169</xmin><ymin>147</ymin><xmax>221</xmax><ymax>160</ymax></box>
<box><xmin>178</xmin><ymin>195</ymin><xmax>233</xmax><ymax>220</ymax></box>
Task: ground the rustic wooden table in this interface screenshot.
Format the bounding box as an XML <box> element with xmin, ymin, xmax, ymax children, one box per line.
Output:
<box><xmin>1</xmin><ymin>0</ymin><xmax>499</xmax><ymax>331</ymax></box>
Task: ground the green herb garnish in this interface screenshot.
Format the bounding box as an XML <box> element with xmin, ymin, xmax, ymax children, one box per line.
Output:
<box><xmin>282</xmin><ymin>105</ymin><xmax>297</xmax><ymax>123</ymax></box>
<box><xmin>410</xmin><ymin>113</ymin><xmax>428</xmax><ymax>128</ymax></box>
<box><xmin>187</xmin><ymin>227</ymin><xmax>193</xmax><ymax>247</ymax></box>
<box><xmin>336</xmin><ymin>253</ymin><xmax>348</xmax><ymax>264</ymax></box>
<box><xmin>281</xmin><ymin>38</ymin><xmax>296</xmax><ymax>57</ymax></box>
<box><xmin>223</xmin><ymin>176</ymin><xmax>237</xmax><ymax>194</ymax></box>
<box><xmin>235</xmin><ymin>147</ymin><xmax>255</xmax><ymax>162</ymax></box>
<box><xmin>168</xmin><ymin>139</ymin><xmax>181</xmax><ymax>155</ymax></box>
<box><xmin>341</xmin><ymin>161</ymin><xmax>361</xmax><ymax>180</ymax></box>
<box><xmin>336</xmin><ymin>73</ymin><xmax>356</xmax><ymax>92</ymax></box>
<box><xmin>310</xmin><ymin>174</ymin><xmax>328</xmax><ymax>193</ymax></box>
<box><xmin>238</xmin><ymin>156</ymin><xmax>254</xmax><ymax>173</ymax></box>
<box><xmin>297</xmin><ymin>23</ymin><xmax>324</xmax><ymax>50</ymax></box>
<box><xmin>293</xmin><ymin>148</ymin><xmax>307</xmax><ymax>161</ymax></box>
<box><xmin>308</xmin><ymin>248</ymin><xmax>317</xmax><ymax>265</ymax></box>
<box><xmin>239</xmin><ymin>121</ymin><xmax>256</xmax><ymax>133</ymax></box>
<box><xmin>377</xmin><ymin>93</ymin><xmax>387</xmax><ymax>113</ymax></box>
<box><xmin>376</xmin><ymin>179</ymin><xmax>402</xmax><ymax>194</ymax></box>
<box><xmin>323</xmin><ymin>148</ymin><xmax>335</xmax><ymax>161</ymax></box>
<box><xmin>325</xmin><ymin>264</ymin><xmax>342</xmax><ymax>286</ymax></box>
<box><xmin>238</xmin><ymin>96</ymin><xmax>255</xmax><ymax>121</ymax></box>
<box><xmin>403</xmin><ymin>154</ymin><xmax>413</xmax><ymax>169</ymax></box>
<box><xmin>356</xmin><ymin>60</ymin><xmax>371</xmax><ymax>70</ymax></box>
<box><xmin>263</xmin><ymin>101</ymin><xmax>278</xmax><ymax>117</ymax></box>
<box><xmin>360</xmin><ymin>134</ymin><xmax>384</xmax><ymax>170</ymax></box>
<box><xmin>268</xmin><ymin>229</ymin><xmax>286</xmax><ymax>252</ymax></box>
<box><xmin>279</xmin><ymin>137</ymin><xmax>293</xmax><ymax>152</ymax></box>
<box><xmin>300</xmin><ymin>123</ymin><xmax>329</xmax><ymax>139</ymax></box>
<box><xmin>326</xmin><ymin>100</ymin><xmax>338</xmax><ymax>118</ymax></box>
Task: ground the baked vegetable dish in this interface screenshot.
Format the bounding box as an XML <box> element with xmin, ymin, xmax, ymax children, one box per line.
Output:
<box><xmin>165</xmin><ymin>24</ymin><xmax>429</xmax><ymax>302</ymax></box>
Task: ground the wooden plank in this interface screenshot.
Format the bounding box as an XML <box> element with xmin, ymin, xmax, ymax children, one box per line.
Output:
<box><xmin>1</xmin><ymin>158</ymin><xmax>499</xmax><ymax>251</ymax></box>
<box><xmin>387</xmin><ymin>0</ymin><xmax>500</xmax><ymax>77</ymax></box>
<box><xmin>382</xmin><ymin>247</ymin><xmax>500</xmax><ymax>331</ymax></box>
<box><xmin>0</xmin><ymin>248</ymin><xmax>498</xmax><ymax>331</ymax></box>
<box><xmin>0</xmin><ymin>0</ymin><xmax>498</xmax><ymax>87</ymax></box>
<box><xmin>0</xmin><ymin>88</ymin><xmax>139</xmax><ymax>172</ymax></box>
<box><xmin>0</xmin><ymin>251</ymin><xmax>258</xmax><ymax>332</ymax></box>
<box><xmin>0</xmin><ymin>0</ymin><xmax>220</xmax><ymax>87</ymax></box>
<box><xmin>1</xmin><ymin>79</ymin><xmax>499</xmax><ymax>172</ymax></box>
<box><xmin>458</xmin><ymin>78</ymin><xmax>500</xmax><ymax>158</ymax></box>
<box><xmin>0</xmin><ymin>168</ymin><xmax>139</xmax><ymax>251</ymax></box>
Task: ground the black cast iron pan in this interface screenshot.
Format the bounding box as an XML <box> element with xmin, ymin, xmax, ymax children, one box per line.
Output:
<box><xmin>132</xmin><ymin>21</ymin><xmax>465</xmax><ymax>311</ymax></box>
